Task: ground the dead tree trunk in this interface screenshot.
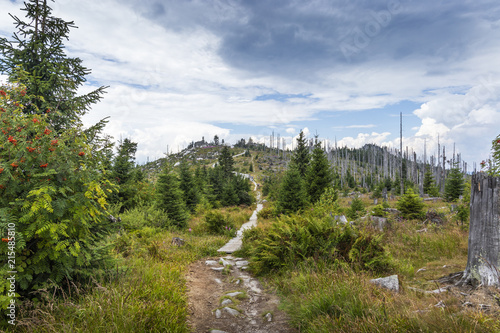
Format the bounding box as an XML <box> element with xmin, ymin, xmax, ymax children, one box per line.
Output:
<box><xmin>461</xmin><ymin>173</ymin><xmax>500</xmax><ymax>286</ymax></box>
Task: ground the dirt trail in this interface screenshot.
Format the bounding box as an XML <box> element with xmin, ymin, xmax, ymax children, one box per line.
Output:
<box><xmin>186</xmin><ymin>256</ymin><xmax>296</xmax><ymax>333</ymax></box>
<box><xmin>186</xmin><ymin>185</ymin><xmax>295</xmax><ymax>333</ymax></box>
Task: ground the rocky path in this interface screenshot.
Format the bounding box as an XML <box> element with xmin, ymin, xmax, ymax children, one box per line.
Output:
<box><xmin>186</xmin><ymin>184</ymin><xmax>295</xmax><ymax>333</ymax></box>
<box><xmin>186</xmin><ymin>255</ymin><xmax>295</xmax><ymax>333</ymax></box>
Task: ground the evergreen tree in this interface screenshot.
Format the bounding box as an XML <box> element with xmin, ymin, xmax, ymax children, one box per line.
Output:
<box><xmin>444</xmin><ymin>163</ymin><xmax>464</xmax><ymax>202</ymax></box>
<box><xmin>306</xmin><ymin>140</ymin><xmax>333</xmax><ymax>203</ymax></box>
<box><xmin>218</xmin><ymin>146</ymin><xmax>234</xmax><ymax>177</ymax></box>
<box><xmin>156</xmin><ymin>165</ymin><xmax>189</xmax><ymax>228</ymax></box>
<box><xmin>291</xmin><ymin>130</ymin><xmax>310</xmax><ymax>178</ymax></box>
<box><xmin>423</xmin><ymin>165</ymin><xmax>439</xmax><ymax>197</ymax></box>
<box><xmin>112</xmin><ymin>138</ymin><xmax>138</xmax><ymax>184</ymax></box>
<box><xmin>0</xmin><ymin>0</ymin><xmax>107</xmax><ymax>131</ymax></box>
<box><xmin>179</xmin><ymin>160</ymin><xmax>199</xmax><ymax>212</ymax></box>
<box><xmin>396</xmin><ymin>188</ymin><xmax>425</xmax><ymax>219</ymax></box>
<box><xmin>276</xmin><ymin>164</ymin><xmax>308</xmax><ymax>215</ymax></box>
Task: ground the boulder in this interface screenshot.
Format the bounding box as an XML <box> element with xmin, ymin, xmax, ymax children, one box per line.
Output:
<box><xmin>370</xmin><ymin>275</ymin><xmax>399</xmax><ymax>292</ymax></box>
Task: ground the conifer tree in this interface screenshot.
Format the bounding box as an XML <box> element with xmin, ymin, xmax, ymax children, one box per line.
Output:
<box><xmin>111</xmin><ymin>138</ymin><xmax>139</xmax><ymax>211</ymax></box>
<box><xmin>156</xmin><ymin>165</ymin><xmax>189</xmax><ymax>228</ymax></box>
<box><xmin>291</xmin><ymin>130</ymin><xmax>310</xmax><ymax>178</ymax></box>
<box><xmin>179</xmin><ymin>160</ymin><xmax>199</xmax><ymax>212</ymax></box>
<box><xmin>306</xmin><ymin>140</ymin><xmax>333</xmax><ymax>203</ymax></box>
<box><xmin>423</xmin><ymin>165</ymin><xmax>439</xmax><ymax>197</ymax></box>
<box><xmin>396</xmin><ymin>188</ymin><xmax>425</xmax><ymax>219</ymax></box>
<box><xmin>0</xmin><ymin>0</ymin><xmax>107</xmax><ymax>131</ymax></box>
<box><xmin>444</xmin><ymin>163</ymin><xmax>464</xmax><ymax>202</ymax></box>
<box><xmin>218</xmin><ymin>146</ymin><xmax>234</xmax><ymax>178</ymax></box>
<box><xmin>276</xmin><ymin>164</ymin><xmax>308</xmax><ymax>215</ymax></box>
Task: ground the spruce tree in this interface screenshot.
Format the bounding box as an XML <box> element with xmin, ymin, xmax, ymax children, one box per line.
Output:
<box><xmin>156</xmin><ymin>165</ymin><xmax>189</xmax><ymax>228</ymax></box>
<box><xmin>444</xmin><ymin>163</ymin><xmax>464</xmax><ymax>202</ymax></box>
<box><xmin>110</xmin><ymin>138</ymin><xmax>139</xmax><ymax>211</ymax></box>
<box><xmin>179</xmin><ymin>160</ymin><xmax>199</xmax><ymax>212</ymax></box>
<box><xmin>277</xmin><ymin>164</ymin><xmax>308</xmax><ymax>215</ymax></box>
<box><xmin>291</xmin><ymin>130</ymin><xmax>310</xmax><ymax>178</ymax></box>
<box><xmin>0</xmin><ymin>0</ymin><xmax>107</xmax><ymax>131</ymax></box>
<box><xmin>423</xmin><ymin>165</ymin><xmax>439</xmax><ymax>197</ymax></box>
<box><xmin>396</xmin><ymin>188</ymin><xmax>425</xmax><ymax>220</ymax></box>
<box><xmin>306</xmin><ymin>140</ymin><xmax>333</xmax><ymax>203</ymax></box>
<box><xmin>218</xmin><ymin>146</ymin><xmax>234</xmax><ymax>178</ymax></box>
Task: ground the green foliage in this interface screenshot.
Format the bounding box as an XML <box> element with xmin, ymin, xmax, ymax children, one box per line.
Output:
<box><xmin>240</xmin><ymin>214</ymin><xmax>392</xmax><ymax>275</ymax></box>
<box><xmin>396</xmin><ymin>188</ymin><xmax>425</xmax><ymax>220</ymax></box>
<box><xmin>218</xmin><ymin>146</ymin><xmax>234</xmax><ymax>177</ymax></box>
<box><xmin>0</xmin><ymin>0</ymin><xmax>107</xmax><ymax>131</ymax></box>
<box><xmin>204</xmin><ymin>210</ymin><xmax>235</xmax><ymax>236</ymax></box>
<box><xmin>276</xmin><ymin>165</ymin><xmax>308</xmax><ymax>215</ymax></box>
<box><xmin>291</xmin><ymin>130</ymin><xmax>310</xmax><ymax>178</ymax></box>
<box><xmin>178</xmin><ymin>160</ymin><xmax>199</xmax><ymax>212</ymax></box>
<box><xmin>155</xmin><ymin>165</ymin><xmax>189</xmax><ymax>228</ymax></box>
<box><xmin>347</xmin><ymin>196</ymin><xmax>365</xmax><ymax>220</ymax></box>
<box><xmin>306</xmin><ymin>140</ymin><xmax>333</xmax><ymax>204</ymax></box>
<box><xmin>371</xmin><ymin>204</ymin><xmax>386</xmax><ymax>217</ymax></box>
<box><xmin>444</xmin><ymin>163</ymin><xmax>464</xmax><ymax>202</ymax></box>
<box><xmin>423</xmin><ymin>165</ymin><xmax>439</xmax><ymax>197</ymax></box>
<box><xmin>110</xmin><ymin>138</ymin><xmax>140</xmax><ymax>212</ymax></box>
<box><xmin>0</xmin><ymin>82</ymin><xmax>115</xmax><ymax>299</ymax></box>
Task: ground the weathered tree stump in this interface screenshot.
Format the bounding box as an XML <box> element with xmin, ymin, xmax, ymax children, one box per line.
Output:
<box><xmin>461</xmin><ymin>173</ymin><xmax>500</xmax><ymax>286</ymax></box>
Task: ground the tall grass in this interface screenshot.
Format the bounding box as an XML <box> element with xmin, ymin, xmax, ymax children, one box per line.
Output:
<box><xmin>8</xmin><ymin>221</ymin><xmax>230</xmax><ymax>332</ymax></box>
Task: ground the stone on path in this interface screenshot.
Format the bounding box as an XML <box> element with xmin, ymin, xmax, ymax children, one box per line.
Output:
<box><xmin>210</xmin><ymin>330</ymin><xmax>228</xmax><ymax>333</ymax></box>
<box><xmin>265</xmin><ymin>312</ymin><xmax>273</xmax><ymax>322</ymax></box>
<box><xmin>205</xmin><ymin>260</ymin><xmax>218</xmax><ymax>266</ymax></box>
<box><xmin>214</xmin><ymin>309</ymin><xmax>222</xmax><ymax>319</ymax></box>
<box><xmin>226</xmin><ymin>291</ymin><xmax>243</xmax><ymax>298</ymax></box>
<box><xmin>370</xmin><ymin>275</ymin><xmax>399</xmax><ymax>292</ymax></box>
<box><xmin>211</xmin><ymin>267</ymin><xmax>224</xmax><ymax>271</ymax></box>
<box><xmin>221</xmin><ymin>299</ymin><xmax>233</xmax><ymax>306</ymax></box>
<box><xmin>223</xmin><ymin>307</ymin><xmax>240</xmax><ymax>317</ymax></box>
<box><xmin>235</xmin><ymin>260</ymin><xmax>249</xmax><ymax>267</ymax></box>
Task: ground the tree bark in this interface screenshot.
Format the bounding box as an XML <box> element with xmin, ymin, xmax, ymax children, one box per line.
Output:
<box><xmin>461</xmin><ymin>173</ymin><xmax>500</xmax><ymax>286</ymax></box>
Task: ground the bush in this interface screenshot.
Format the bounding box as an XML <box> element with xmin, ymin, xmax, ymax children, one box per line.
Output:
<box><xmin>204</xmin><ymin>210</ymin><xmax>235</xmax><ymax>236</ymax></box>
<box><xmin>396</xmin><ymin>188</ymin><xmax>425</xmax><ymax>220</ymax></box>
<box><xmin>347</xmin><ymin>196</ymin><xmax>365</xmax><ymax>220</ymax></box>
<box><xmin>0</xmin><ymin>82</ymin><xmax>115</xmax><ymax>302</ymax></box>
<box><xmin>240</xmin><ymin>214</ymin><xmax>391</xmax><ymax>275</ymax></box>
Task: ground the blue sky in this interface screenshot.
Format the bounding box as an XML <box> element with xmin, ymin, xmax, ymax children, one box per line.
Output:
<box><xmin>1</xmin><ymin>0</ymin><xmax>500</xmax><ymax>165</ymax></box>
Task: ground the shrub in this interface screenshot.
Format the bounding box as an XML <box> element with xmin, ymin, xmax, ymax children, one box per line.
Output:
<box><xmin>204</xmin><ymin>210</ymin><xmax>235</xmax><ymax>236</ymax></box>
<box><xmin>240</xmin><ymin>214</ymin><xmax>391</xmax><ymax>275</ymax></box>
<box><xmin>0</xmin><ymin>82</ymin><xmax>115</xmax><ymax>303</ymax></box>
<box><xmin>347</xmin><ymin>196</ymin><xmax>365</xmax><ymax>220</ymax></box>
<box><xmin>396</xmin><ymin>188</ymin><xmax>425</xmax><ymax>220</ymax></box>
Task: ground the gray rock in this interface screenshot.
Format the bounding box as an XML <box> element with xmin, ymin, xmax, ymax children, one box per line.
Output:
<box><xmin>210</xmin><ymin>330</ymin><xmax>228</xmax><ymax>333</ymax></box>
<box><xmin>265</xmin><ymin>312</ymin><xmax>273</xmax><ymax>322</ymax></box>
<box><xmin>226</xmin><ymin>291</ymin><xmax>243</xmax><ymax>298</ymax></box>
<box><xmin>221</xmin><ymin>299</ymin><xmax>233</xmax><ymax>306</ymax></box>
<box><xmin>235</xmin><ymin>260</ymin><xmax>249</xmax><ymax>267</ymax></box>
<box><xmin>214</xmin><ymin>309</ymin><xmax>222</xmax><ymax>319</ymax></box>
<box><xmin>334</xmin><ymin>215</ymin><xmax>348</xmax><ymax>224</ymax></box>
<box><xmin>205</xmin><ymin>260</ymin><xmax>219</xmax><ymax>266</ymax></box>
<box><xmin>223</xmin><ymin>307</ymin><xmax>240</xmax><ymax>317</ymax></box>
<box><xmin>211</xmin><ymin>267</ymin><xmax>224</xmax><ymax>271</ymax></box>
<box><xmin>370</xmin><ymin>275</ymin><xmax>399</xmax><ymax>292</ymax></box>
<box><xmin>370</xmin><ymin>216</ymin><xmax>387</xmax><ymax>231</ymax></box>
<box><xmin>219</xmin><ymin>258</ymin><xmax>233</xmax><ymax>267</ymax></box>
<box><xmin>214</xmin><ymin>278</ymin><xmax>222</xmax><ymax>284</ymax></box>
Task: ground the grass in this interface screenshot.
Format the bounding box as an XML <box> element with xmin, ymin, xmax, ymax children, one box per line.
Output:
<box><xmin>8</xmin><ymin>216</ymin><xmax>233</xmax><ymax>332</ymax></box>
<box><xmin>239</xmin><ymin>197</ymin><xmax>500</xmax><ymax>333</ymax></box>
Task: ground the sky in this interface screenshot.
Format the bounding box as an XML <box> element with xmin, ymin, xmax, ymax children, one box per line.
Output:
<box><xmin>1</xmin><ymin>0</ymin><xmax>500</xmax><ymax>166</ymax></box>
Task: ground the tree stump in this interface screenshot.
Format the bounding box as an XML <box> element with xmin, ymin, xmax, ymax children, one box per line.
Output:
<box><xmin>461</xmin><ymin>173</ymin><xmax>500</xmax><ymax>286</ymax></box>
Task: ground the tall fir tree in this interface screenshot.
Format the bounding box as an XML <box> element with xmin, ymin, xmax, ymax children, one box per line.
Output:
<box><xmin>0</xmin><ymin>0</ymin><xmax>107</xmax><ymax>131</ymax></box>
<box><xmin>277</xmin><ymin>164</ymin><xmax>308</xmax><ymax>215</ymax></box>
<box><xmin>306</xmin><ymin>139</ymin><xmax>333</xmax><ymax>203</ymax></box>
<box><xmin>179</xmin><ymin>160</ymin><xmax>199</xmax><ymax>212</ymax></box>
<box><xmin>156</xmin><ymin>165</ymin><xmax>189</xmax><ymax>228</ymax></box>
<box><xmin>111</xmin><ymin>138</ymin><xmax>139</xmax><ymax>211</ymax></box>
<box><xmin>444</xmin><ymin>163</ymin><xmax>464</xmax><ymax>202</ymax></box>
<box><xmin>423</xmin><ymin>165</ymin><xmax>439</xmax><ymax>197</ymax></box>
<box><xmin>218</xmin><ymin>146</ymin><xmax>234</xmax><ymax>177</ymax></box>
<box><xmin>291</xmin><ymin>130</ymin><xmax>310</xmax><ymax>178</ymax></box>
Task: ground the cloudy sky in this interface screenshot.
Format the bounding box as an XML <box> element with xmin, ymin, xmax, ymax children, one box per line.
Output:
<box><xmin>1</xmin><ymin>0</ymin><xmax>500</xmax><ymax>166</ymax></box>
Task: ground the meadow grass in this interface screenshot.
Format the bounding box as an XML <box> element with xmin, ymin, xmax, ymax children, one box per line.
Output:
<box><xmin>6</xmin><ymin>204</ymin><xmax>256</xmax><ymax>333</ymax></box>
